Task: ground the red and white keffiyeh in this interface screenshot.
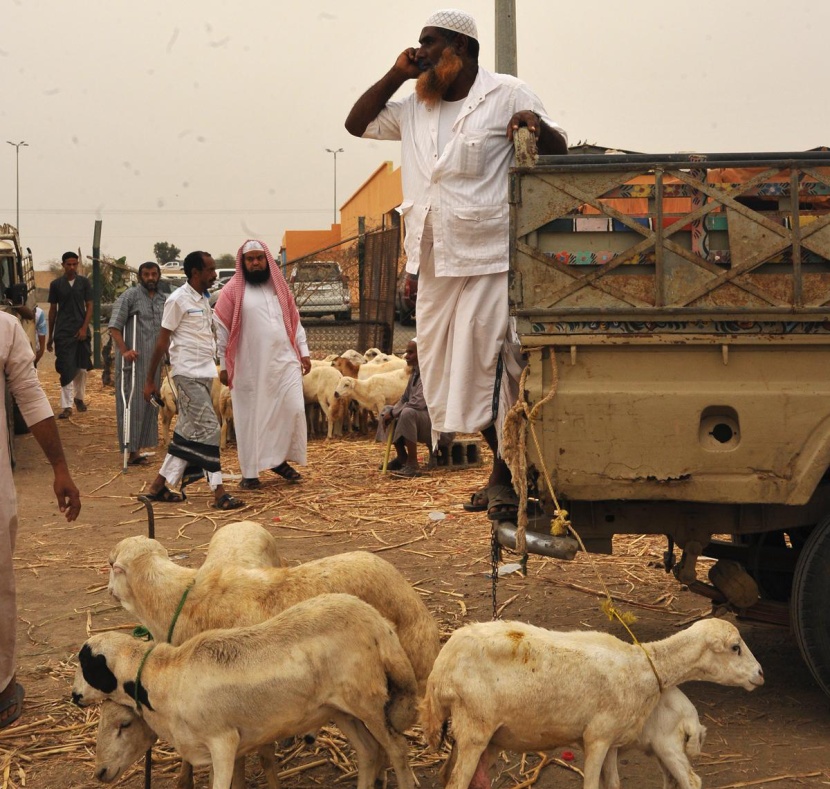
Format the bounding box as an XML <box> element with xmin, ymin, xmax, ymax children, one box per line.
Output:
<box><xmin>214</xmin><ymin>239</ymin><xmax>301</xmax><ymax>388</ymax></box>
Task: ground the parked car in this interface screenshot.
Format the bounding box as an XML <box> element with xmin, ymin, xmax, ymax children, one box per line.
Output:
<box><xmin>288</xmin><ymin>260</ymin><xmax>351</xmax><ymax>320</ymax></box>
<box><xmin>395</xmin><ymin>269</ymin><xmax>417</xmax><ymax>326</ymax></box>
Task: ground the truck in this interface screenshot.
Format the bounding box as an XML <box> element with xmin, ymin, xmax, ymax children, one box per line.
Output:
<box><xmin>503</xmin><ymin>148</ymin><xmax>830</xmax><ymax>698</ymax></box>
<box><xmin>1</xmin><ymin>223</ymin><xmax>38</xmax><ymax>462</ymax></box>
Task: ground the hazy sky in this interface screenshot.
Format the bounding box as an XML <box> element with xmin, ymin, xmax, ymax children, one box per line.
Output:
<box><xmin>3</xmin><ymin>0</ymin><xmax>828</xmax><ymax>269</ymax></box>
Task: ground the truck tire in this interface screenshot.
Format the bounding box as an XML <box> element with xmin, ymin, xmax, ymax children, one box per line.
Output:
<box><xmin>792</xmin><ymin>518</ymin><xmax>830</xmax><ymax>698</ymax></box>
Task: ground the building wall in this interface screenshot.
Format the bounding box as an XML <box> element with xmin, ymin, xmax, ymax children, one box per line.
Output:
<box><xmin>340</xmin><ymin>161</ymin><xmax>402</xmax><ymax>240</ymax></box>
<box><xmin>281</xmin><ymin>225</ymin><xmax>341</xmax><ymax>263</ymax></box>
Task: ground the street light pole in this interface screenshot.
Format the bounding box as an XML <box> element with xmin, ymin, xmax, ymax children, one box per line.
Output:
<box><xmin>325</xmin><ymin>147</ymin><xmax>344</xmax><ymax>225</ymax></box>
<box><xmin>6</xmin><ymin>140</ymin><xmax>29</xmax><ymax>231</ymax></box>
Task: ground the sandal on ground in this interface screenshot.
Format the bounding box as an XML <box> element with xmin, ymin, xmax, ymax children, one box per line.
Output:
<box><xmin>143</xmin><ymin>485</ymin><xmax>185</xmax><ymax>503</ymax></box>
<box><xmin>271</xmin><ymin>462</ymin><xmax>302</xmax><ymax>482</ymax></box>
<box><xmin>0</xmin><ymin>683</ymin><xmax>25</xmax><ymax>730</ymax></box>
<box><xmin>462</xmin><ymin>487</ymin><xmax>489</xmax><ymax>512</ymax></box>
<box><xmin>391</xmin><ymin>465</ymin><xmax>422</xmax><ymax>478</ymax></box>
<box><xmin>57</xmin><ymin>408</ymin><xmax>72</xmax><ymax>420</ymax></box>
<box><xmin>212</xmin><ymin>493</ymin><xmax>245</xmax><ymax>511</ymax></box>
<box><xmin>73</xmin><ymin>398</ymin><xmax>88</xmax><ymax>412</ymax></box>
<box><xmin>127</xmin><ymin>455</ymin><xmax>149</xmax><ymax>466</ymax></box>
<box><xmin>486</xmin><ymin>483</ymin><xmax>519</xmax><ymax>522</ymax></box>
<box><xmin>239</xmin><ymin>478</ymin><xmax>261</xmax><ymax>490</ymax></box>
<box><xmin>378</xmin><ymin>457</ymin><xmax>405</xmax><ymax>472</ymax></box>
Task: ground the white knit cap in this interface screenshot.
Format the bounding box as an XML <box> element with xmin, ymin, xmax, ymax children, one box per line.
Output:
<box><xmin>424</xmin><ymin>9</ymin><xmax>478</xmax><ymax>40</ymax></box>
<box><xmin>241</xmin><ymin>240</ymin><xmax>265</xmax><ymax>254</ymax></box>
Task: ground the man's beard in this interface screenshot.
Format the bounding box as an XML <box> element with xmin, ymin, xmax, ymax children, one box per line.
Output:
<box><xmin>415</xmin><ymin>46</ymin><xmax>464</xmax><ymax>107</ymax></box>
<box><xmin>140</xmin><ymin>280</ymin><xmax>157</xmax><ymax>292</ymax></box>
<box><xmin>243</xmin><ymin>266</ymin><xmax>270</xmax><ymax>284</ymax></box>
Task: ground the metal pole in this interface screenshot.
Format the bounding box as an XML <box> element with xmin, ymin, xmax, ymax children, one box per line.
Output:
<box><xmin>6</xmin><ymin>141</ymin><xmax>28</xmax><ymax>231</ymax></box>
<box><xmin>495</xmin><ymin>0</ymin><xmax>518</xmax><ymax>76</ymax></box>
<box><xmin>92</xmin><ymin>220</ymin><xmax>103</xmax><ymax>367</ymax></box>
<box><xmin>325</xmin><ymin>147</ymin><xmax>343</xmax><ymax>224</ymax></box>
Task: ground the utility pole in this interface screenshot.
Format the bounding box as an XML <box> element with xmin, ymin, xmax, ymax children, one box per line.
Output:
<box><xmin>325</xmin><ymin>147</ymin><xmax>344</xmax><ymax>224</ymax></box>
<box><xmin>495</xmin><ymin>0</ymin><xmax>518</xmax><ymax>76</ymax></box>
<box><xmin>6</xmin><ymin>140</ymin><xmax>29</xmax><ymax>231</ymax></box>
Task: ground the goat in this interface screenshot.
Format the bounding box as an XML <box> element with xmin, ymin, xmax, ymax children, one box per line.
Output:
<box><xmin>333</xmin><ymin>370</ymin><xmax>408</xmax><ymax>420</ymax></box>
<box><xmin>420</xmin><ymin>618</ymin><xmax>763</xmax><ymax>789</ymax></box>
<box><xmin>74</xmin><ymin>594</ymin><xmax>417</xmax><ymax>789</ymax></box>
<box><xmin>332</xmin><ymin>356</ymin><xmax>407</xmax><ymax>380</ymax></box>
<box><xmin>301</xmin><ymin>365</ymin><xmax>343</xmax><ymax>438</ymax></box>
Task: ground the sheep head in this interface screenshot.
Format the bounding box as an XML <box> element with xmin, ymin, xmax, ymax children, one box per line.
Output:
<box><xmin>685</xmin><ymin>619</ymin><xmax>764</xmax><ymax>691</ymax></box>
<box><xmin>72</xmin><ymin>632</ymin><xmax>152</xmax><ymax>710</ymax></box>
<box><xmin>333</xmin><ymin>376</ymin><xmax>357</xmax><ymax>399</ymax></box>
<box><xmin>332</xmin><ymin>357</ymin><xmax>359</xmax><ymax>378</ymax></box>
<box><xmin>94</xmin><ymin>701</ymin><xmax>157</xmax><ymax>783</ymax></box>
<box><xmin>107</xmin><ymin>536</ymin><xmax>169</xmax><ymax>612</ymax></box>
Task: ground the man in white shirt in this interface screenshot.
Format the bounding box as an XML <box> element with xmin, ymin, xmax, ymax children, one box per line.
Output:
<box><xmin>346</xmin><ymin>8</ymin><xmax>567</xmax><ymax>521</ymax></box>
<box><xmin>141</xmin><ymin>251</ymin><xmax>244</xmax><ymax>510</ymax></box>
<box><xmin>214</xmin><ymin>239</ymin><xmax>311</xmax><ymax>490</ymax></box>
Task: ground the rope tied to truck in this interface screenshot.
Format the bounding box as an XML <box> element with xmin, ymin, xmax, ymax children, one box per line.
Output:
<box><xmin>501</xmin><ymin>349</ymin><xmax>664</xmax><ymax>692</ymax></box>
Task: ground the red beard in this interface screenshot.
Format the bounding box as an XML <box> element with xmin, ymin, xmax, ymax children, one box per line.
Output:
<box><xmin>415</xmin><ymin>46</ymin><xmax>464</xmax><ymax>106</ymax></box>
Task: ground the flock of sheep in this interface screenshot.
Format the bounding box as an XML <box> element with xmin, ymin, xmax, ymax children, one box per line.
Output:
<box><xmin>71</xmin><ymin>520</ymin><xmax>764</xmax><ymax>789</ymax></box>
<box><xmin>157</xmin><ymin>347</ymin><xmax>411</xmax><ymax>449</ymax></box>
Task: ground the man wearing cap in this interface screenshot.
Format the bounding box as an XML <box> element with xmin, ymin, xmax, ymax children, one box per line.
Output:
<box><xmin>108</xmin><ymin>261</ymin><xmax>167</xmax><ymax>466</ymax></box>
<box><xmin>141</xmin><ymin>251</ymin><xmax>244</xmax><ymax>510</ymax></box>
<box><xmin>214</xmin><ymin>240</ymin><xmax>311</xmax><ymax>490</ymax></box>
<box><xmin>346</xmin><ymin>8</ymin><xmax>567</xmax><ymax>521</ymax></box>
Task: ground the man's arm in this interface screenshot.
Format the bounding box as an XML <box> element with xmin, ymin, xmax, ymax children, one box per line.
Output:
<box><xmin>46</xmin><ymin>303</ymin><xmax>57</xmax><ymax>351</ymax></box>
<box><xmin>35</xmin><ymin>333</ymin><xmax>45</xmax><ymax>366</ymax></box>
<box><xmin>78</xmin><ymin>299</ymin><xmax>93</xmax><ymax>341</ymax></box>
<box><xmin>109</xmin><ymin>328</ymin><xmax>137</xmax><ymax>363</ymax></box>
<box><xmin>143</xmin><ymin>327</ymin><xmax>172</xmax><ymax>401</ymax></box>
<box><xmin>507</xmin><ymin>111</ymin><xmax>568</xmax><ymax>155</ymax></box>
<box><xmin>28</xmin><ymin>416</ymin><xmax>81</xmax><ymax>521</ymax></box>
<box><xmin>345</xmin><ymin>49</ymin><xmax>420</xmax><ymax>137</ymax></box>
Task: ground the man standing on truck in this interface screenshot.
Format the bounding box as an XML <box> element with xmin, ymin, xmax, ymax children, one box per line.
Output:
<box><xmin>1</xmin><ymin>310</ymin><xmax>81</xmax><ymax>728</ymax></box>
<box><xmin>47</xmin><ymin>252</ymin><xmax>92</xmax><ymax>419</ymax></box>
<box><xmin>108</xmin><ymin>261</ymin><xmax>167</xmax><ymax>465</ymax></box>
<box><xmin>345</xmin><ymin>8</ymin><xmax>567</xmax><ymax>520</ymax></box>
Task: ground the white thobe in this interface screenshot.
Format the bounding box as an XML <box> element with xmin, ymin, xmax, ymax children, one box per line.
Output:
<box><xmin>215</xmin><ymin>285</ymin><xmax>308</xmax><ymax>479</ymax></box>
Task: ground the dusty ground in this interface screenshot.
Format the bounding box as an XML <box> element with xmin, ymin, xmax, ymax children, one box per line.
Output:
<box><xmin>2</xmin><ymin>359</ymin><xmax>829</xmax><ymax>789</ymax></box>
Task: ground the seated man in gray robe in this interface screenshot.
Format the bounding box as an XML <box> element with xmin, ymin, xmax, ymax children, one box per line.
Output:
<box><xmin>376</xmin><ymin>338</ymin><xmax>452</xmax><ymax>478</ymax></box>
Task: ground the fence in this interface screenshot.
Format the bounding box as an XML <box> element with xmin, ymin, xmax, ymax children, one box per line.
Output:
<box><xmin>285</xmin><ymin>225</ymin><xmax>406</xmax><ymax>357</ymax></box>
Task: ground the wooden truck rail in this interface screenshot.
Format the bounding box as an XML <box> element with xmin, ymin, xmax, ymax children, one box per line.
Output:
<box><xmin>507</xmin><ymin>151</ymin><xmax>830</xmax><ymax>698</ymax></box>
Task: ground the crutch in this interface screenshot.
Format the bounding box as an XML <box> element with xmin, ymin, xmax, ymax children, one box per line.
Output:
<box><xmin>120</xmin><ymin>313</ymin><xmax>138</xmax><ymax>473</ymax></box>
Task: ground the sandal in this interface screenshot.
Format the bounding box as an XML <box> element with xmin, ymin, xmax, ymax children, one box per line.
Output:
<box><xmin>486</xmin><ymin>483</ymin><xmax>519</xmax><ymax>522</ymax></box>
<box><xmin>462</xmin><ymin>487</ymin><xmax>489</xmax><ymax>512</ymax></box>
<box><xmin>391</xmin><ymin>465</ymin><xmax>422</xmax><ymax>478</ymax></box>
<box><xmin>271</xmin><ymin>462</ymin><xmax>302</xmax><ymax>482</ymax></box>
<box><xmin>127</xmin><ymin>456</ymin><xmax>149</xmax><ymax>466</ymax></box>
<box><xmin>212</xmin><ymin>493</ymin><xmax>245</xmax><ymax>511</ymax></box>
<box><xmin>143</xmin><ymin>485</ymin><xmax>185</xmax><ymax>503</ymax></box>
<box><xmin>239</xmin><ymin>478</ymin><xmax>261</xmax><ymax>490</ymax></box>
<box><xmin>0</xmin><ymin>683</ymin><xmax>25</xmax><ymax>729</ymax></box>
<box><xmin>378</xmin><ymin>458</ymin><xmax>405</xmax><ymax>472</ymax></box>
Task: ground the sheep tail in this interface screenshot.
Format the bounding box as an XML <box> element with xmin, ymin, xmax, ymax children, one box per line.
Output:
<box><xmin>418</xmin><ymin>682</ymin><xmax>449</xmax><ymax>750</ymax></box>
<box><xmin>381</xmin><ymin>635</ymin><xmax>419</xmax><ymax>733</ymax></box>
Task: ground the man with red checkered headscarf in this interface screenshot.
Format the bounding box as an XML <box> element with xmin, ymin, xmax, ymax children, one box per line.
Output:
<box><xmin>214</xmin><ymin>240</ymin><xmax>311</xmax><ymax>490</ymax></box>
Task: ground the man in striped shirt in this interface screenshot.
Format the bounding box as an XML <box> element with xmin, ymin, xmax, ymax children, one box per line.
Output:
<box><xmin>346</xmin><ymin>8</ymin><xmax>567</xmax><ymax>521</ymax></box>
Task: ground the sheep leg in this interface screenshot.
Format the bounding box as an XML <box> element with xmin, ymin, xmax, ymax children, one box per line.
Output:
<box><xmin>582</xmin><ymin>740</ymin><xmax>613</xmax><ymax>789</ymax></box>
<box><xmin>357</xmin><ymin>717</ymin><xmax>414</xmax><ymax>789</ymax></box>
<box><xmin>658</xmin><ymin>754</ymin><xmax>700</xmax><ymax>789</ymax></box>
<box><xmin>230</xmin><ymin>757</ymin><xmax>246</xmax><ymax>789</ymax></box>
<box><xmin>256</xmin><ymin>743</ymin><xmax>280</xmax><ymax>789</ymax></box>
<box><xmin>206</xmin><ymin>732</ymin><xmax>241</xmax><ymax>789</ymax></box>
<box><xmin>332</xmin><ymin>713</ymin><xmax>382</xmax><ymax>789</ymax></box>
<box><xmin>439</xmin><ymin>734</ymin><xmax>493</xmax><ymax>789</ymax></box>
<box><xmin>599</xmin><ymin>747</ymin><xmax>621</xmax><ymax>789</ymax></box>
<box><xmin>175</xmin><ymin>760</ymin><xmax>194</xmax><ymax>789</ymax></box>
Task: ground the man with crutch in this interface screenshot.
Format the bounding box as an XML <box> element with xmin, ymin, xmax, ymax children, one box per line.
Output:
<box><xmin>108</xmin><ymin>262</ymin><xmax>167</xmax><ymax>467</ymax></box>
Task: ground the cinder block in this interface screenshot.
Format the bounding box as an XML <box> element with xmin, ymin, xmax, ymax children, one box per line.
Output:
<box><xmin>428</xmin><ymin>438</ymin><xmax>482</xmax><ymax>470</ymax></box>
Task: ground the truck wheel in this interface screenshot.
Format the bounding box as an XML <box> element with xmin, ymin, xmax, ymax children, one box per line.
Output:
<box><xmin>792</xmin><ymin>517</ymin><xmax>830</xmax><ymax>698</ymax></box>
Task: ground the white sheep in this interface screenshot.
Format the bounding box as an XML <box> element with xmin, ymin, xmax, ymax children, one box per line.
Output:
<box><xmin>301</xmin><ymin>364</ymin><xmax>344</xmax><ymax>438</ymax></box>
<box><xmin>107</xmin><ymin>536</ymin><xmax>441</xmax><ymax>695</ymax></box>
<box><xmin>74</xmin><ymin>594</ymin><xmax>418</xmax><ymax>789</ymax></box>
<box><xmin>332</xmin><ymin>356</ymin><xmax>407</xmax><ymax>380</ymax></box>
<box><xmin>217</xmin><ymin>384</ymin><xmax>234</xmax><ymax>449</ymax></box>
<box><xmin>333</xmin><ymin>370</ymin><xmax>408</xmax><ymax>419</ymax></box>
<box><xmin>159</xmin><ymin>375</ymin><xmax>177</xmax><ymax>446</ymax></box>
<box><xmin>340</xmin><ymin>348</ymin><xmax>367</xmax><ymax>365</ymax></box>
<box><xmin>602</xmin><ymin>686</ymin><xmax>707</xmax><ymax>789</ymax></box>
<box><xmin>363</xmin><ymin>347</ymin><xmax>383</xmax><ymax>361</ymax></box>
<box><xmin>420</xmin><ymin>618</ymin><xmax>763</xmax><ymax>789</ymax></box>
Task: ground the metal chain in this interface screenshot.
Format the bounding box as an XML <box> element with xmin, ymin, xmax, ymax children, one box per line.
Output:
<box><xmin>490</xmin><ymin>522</ymin><xmax>502</xmax><ymax>620</ymax></box>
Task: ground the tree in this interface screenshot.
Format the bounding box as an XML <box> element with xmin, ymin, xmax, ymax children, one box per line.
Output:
<box><xmin>215</xmin><ymin>253</ymin><xmax>235</xmax><ymax>267</ymax></box>
<box><xmin>153</xmin><ymin>242</ymin><xmax>181</xmax><ymax>266</ymax></box>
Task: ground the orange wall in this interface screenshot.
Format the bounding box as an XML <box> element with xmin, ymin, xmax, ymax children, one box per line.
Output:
<box><xmin>281</xmin><ymin>225</ymin><xmax>341</xmax><ymax>262</ymax></box>
<box><xmin>340</xmin><ymin>161</ymin><xmax>402</xmax><ymax>240</ymax></box>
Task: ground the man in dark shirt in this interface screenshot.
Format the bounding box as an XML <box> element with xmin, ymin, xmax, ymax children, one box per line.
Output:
<box><xmin>47</xmin><ymin>252</ymin><xmax>93</xmax><ymax>418</ymax></box>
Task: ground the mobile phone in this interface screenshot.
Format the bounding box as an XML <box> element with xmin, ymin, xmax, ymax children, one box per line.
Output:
<box><xmin>149</xmin><ymin>394</ymin><xmax>163</xmax><ymax>408</ymax></box>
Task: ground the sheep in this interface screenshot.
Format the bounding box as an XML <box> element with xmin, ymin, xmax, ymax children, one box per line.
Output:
<box><xmin>217</xmin><ymin>384</ymin><xmax>234</xmax><ymax>449</ymax></box>
<box><xmin>420</xmin><ymin>618</ymin><xmax>763</xmax><ymax>789</ymax></box>
<box><xmin>301</xmin><ymin>364</ymin><xmax>344</xmax><ymax>438</ymax></box>
<box><xmin>334</xmin><ymin>370</ymin><xmax>408</xmax><ymax>420</ymax></box>
<box><xmin>107</xmin><ymin>536</ymin><xmax>441</xmax><ymax>695</ymax></box>
<box><xmin>340</xmin><ymin>348</ymin><xmax>367</xmax><ymax>365</ymax></box>
<box><xmin>74</xmin><ymin>594</ymin><xmax>418</xmax><ymax>789</ymax></box>
<box><xmin>159</xmin><ymin>375</ymin><xmax>177</xmax><ymax>446</ymax></box>
<box><xmin>332</xmin><ymin>356</ymin><xmax>407</xmax><ymax>380</ymax></box>
<box><xmin>199</xmin><ymin>520</ymin><xmax>284</xmax><ymax>571</ymax></box>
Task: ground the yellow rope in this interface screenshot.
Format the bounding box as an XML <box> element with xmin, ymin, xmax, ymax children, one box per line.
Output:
<box><xmin>504</xmin><ymin>349</ymin><xmax>664</xmax><ymax>692</ymax></box>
